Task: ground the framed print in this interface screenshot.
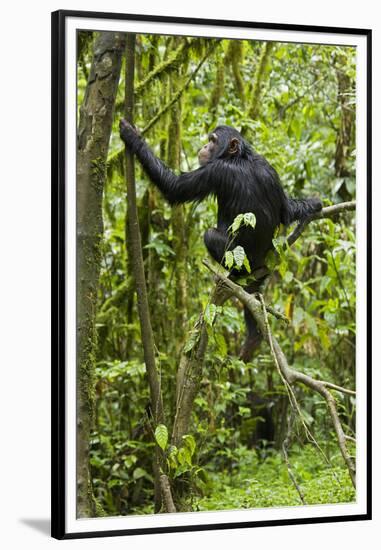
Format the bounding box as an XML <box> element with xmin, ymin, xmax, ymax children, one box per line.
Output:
<box><xmin>51</xmin><ymin>10</ymin><xmax>372</xmax><ymax>540</ymax></box>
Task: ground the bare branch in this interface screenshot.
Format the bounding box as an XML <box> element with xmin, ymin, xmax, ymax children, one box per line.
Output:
<box><xmin>321</xmin><ymin>381</ymin><xmax>356</xmax><ymax>396</ymax></box>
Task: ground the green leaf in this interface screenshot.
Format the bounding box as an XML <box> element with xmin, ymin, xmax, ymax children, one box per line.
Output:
<box><xmin>173</xmin><ymin>464</ymin><xmax>191</xmax><ymax>478</ymax></box>
<box><xmin>233</xmin><ymin>246</ymin><xmax>246</xmax><ymax>269</ymax></box>
<box><xmin>243</xmin><ymin>256</ymin><xmax>251</xmax><ymax>273</ymax></box>
<box><xmin>182</xmin><ymin>434</ymin><xmax>196</xmax><ymax>457</ymax></box>
<box><xmin>272</xmin><ymin>235</ymin><xmax>287</xmax><ymax>255</ymax></box>
<box><xmin>320</xmin><ymin>275</ymin><xmax>331</xmax><ymax>294</ymax></box>
<box><xmin>318</xmin><ymin>327</ymin><xmax>331</xmax><ymax>350</ymax></box>
<box><xmin>278</xmin><ymin>261</ymin><xmax>288</xmax><ymax>279</ymax></box>
<box><xmin>214</xmin><ymin>332</ymin><xmax>227</xmax><ymax>356</ymax></box>
<box><xmin>123</xmin><ymin>455</ymin><xmax>137</xmax><ymax>468</ymax></box>
<box><xmin>205</xmin><ymin>303</ymin><xmax>217</xmax><ymax>326</ymax></box>
<box><xmin>290</xmin><ymin>118</ymin><xmax>302</xmax><ymax>140</ymax></box>
<box><xmin>167</xmin><ymin>445</ymin><xmax>178</xmax><ymax>469</ymax></box>
<box><xmin>229</xmin><ymin>212</ymin><xmax>256</xmax><ymax>234</ymax></box>
<box><xmin>133</xmin><ymin>467</ymin><xmax>147</xmax><ymax>480</ymax></box>
<box><xmin>238</xmin><ymin>406</ymin><xmax>251</xmax><ymax>417</ymax></box>
<box><xmin>154</xmin><ymin>424</ymin><xmax>168</xmax><ymax>451</ymax></box>
<box><xmin>178</xmin><ymin>446</ymin><xmax>192</xmax><ymax>466</ymax></box>
<box><xmin>243</xmin><ymin>212</ymin><xmax>256</xmax><ymax>228</ymax></box>
<box><xmin>168</xmin><ymin>445</ymin><xmax>178</xmax><ymax>458</ymax></box>
<box><xmin>224</xmin><ymin>250</ymin><xmax>234</xmax><ymax>269</ymax></box>
<box><xmin>230</xmin><ymin>213</ymin><xmax>244</xmax><ymax>234</ymax></box>
<box><xmin>183</xmin><ymin>327</ymin><xmax>201</xmax><ymax>353</ymax></box>
<box><xmin>108</xmin><ymin>479</ymin><xmax>123</xmax><ymax>489</ymax></box>
<box><xmin>144</xmin><ymin>238</ymin><xmax>176</xmax><ymax>257</ymax></box>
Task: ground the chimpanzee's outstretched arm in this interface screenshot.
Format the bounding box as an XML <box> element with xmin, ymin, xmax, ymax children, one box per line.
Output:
<box><xmin>120</xmin><ymin>119</ymin><xmax>214</xmax><ymax>205</ymax></box>
<box><xmin>285</xmin><ymin>197</ymin><xmax>322</xmax><ymax>223</ymax></box>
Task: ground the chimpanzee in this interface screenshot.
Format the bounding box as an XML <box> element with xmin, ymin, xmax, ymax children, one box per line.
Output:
<box><xmin>120</xmin><ymin>121</ymin><xmax>322</xmax><ymax>361</ymax></box>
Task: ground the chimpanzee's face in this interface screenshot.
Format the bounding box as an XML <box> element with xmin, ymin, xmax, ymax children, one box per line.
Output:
<box><xmin>198</xmin><ymin>133</ymin><xmax>218</xmax><ymax>166</ymax></box>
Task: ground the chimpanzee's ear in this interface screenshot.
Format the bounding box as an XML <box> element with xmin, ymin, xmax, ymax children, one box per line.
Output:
<box><xmin>228</xmin><ymin>138</ymin><xmax>239</xmax><ymax>155</ymax></box>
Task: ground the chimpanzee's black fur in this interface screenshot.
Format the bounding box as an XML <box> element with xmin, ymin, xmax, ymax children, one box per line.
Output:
<box><xmin>120</xmin><ymin>121</ymin><xmax>322</xmax><ymax>360</ymax></box>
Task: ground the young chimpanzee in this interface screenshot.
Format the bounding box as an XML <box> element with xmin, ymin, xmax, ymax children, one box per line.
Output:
<box><xmin>120</xmin><ymin>121</ymin><xmax>322</xmax><ymax>361</ymax></box>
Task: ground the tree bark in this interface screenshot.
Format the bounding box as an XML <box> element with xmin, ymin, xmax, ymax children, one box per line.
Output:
<box><xmin>226</xmin><ymin>40</ymin><xmax>245</xmax><ymax>108</ymax></box>
<box><xmin>124</xmin><ymin>34</ymin><xmax>170</xmax><ymax>512</ymax></box>
<box><xmin>334</xmin><ymin>56</ymin><xmax>355</xmax><ymax>179</ymax></box>
<box><xmin>248</xmin><ymin>41</ymin><xmax>274</xmax><ymax>121</ymax></box>
<box><xmin>172</xmin><ymin>284</ymin><xmax>229</xmax><ymax>447</ymax></box>
<box><xmin>207</xmin><ymin>49</ymin><xmax>225</xmax><ymax>129</ymax></box>
<box><xmin>124</xmin><ymin>33</ymin><xmax>164</xmax><ymax>427</ymax></box>
<box><xmin>172</xmin><ymin>317</ymin><xmax>209</xmax><ymax>447</ymax></box>
<box><xmin>76</xmin><ymin>31</ymin><xmax>125</xmax><ymax>518</ymax></box>
<box><xmin>167</xmin><ymin>42</ymin><xmax>188</xmax><ymax>340</ymax></box>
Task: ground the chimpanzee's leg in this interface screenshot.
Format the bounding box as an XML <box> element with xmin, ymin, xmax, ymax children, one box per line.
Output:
<box><xmin>239</xmin><ymin>271</ymin><xmax>269</xmax><ymax>363</ymax></box>
<box><xmin>204</xmin><ymin>227</ymin><xmax>268</xmax><ymax>362</ymax></box>
<box><xmin>240</xmin><ymin>304</ymin><xmax>262</xmax><ymax>362</ymax></box>
<box><xmin>204</xmin><ymin>227</ymin><xmax>230</xmax><ymax>264</ymax></box>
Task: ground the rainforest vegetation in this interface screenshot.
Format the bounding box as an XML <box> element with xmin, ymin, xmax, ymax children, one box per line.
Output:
<box><xmin>76</xmin><ymin>30</ymin><xmax>356</xmax><ymax>517</ymax></box>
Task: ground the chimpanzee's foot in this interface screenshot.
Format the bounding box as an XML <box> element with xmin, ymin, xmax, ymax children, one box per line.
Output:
<box><xmin>309</xmin><ymin>197</ymin><xmax>323</xmax><ymax>213</ymax></box>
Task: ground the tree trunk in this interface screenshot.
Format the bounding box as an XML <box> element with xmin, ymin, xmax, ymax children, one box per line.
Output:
<box><xmin>248</xmin><ymin>42</ymin><xmax>274</xmax><ymax>121</ymax></box>
<box><xmin>207</xmin><ymin>49</ymin><xmax>225</xmax><ymax>130</ymax></box>
<box><xmin>167</xmin><ymin>45</ymin><xmax>188</xmax><ymax>341</ymax></box>
<box><xmin>172</xmin><ymin>285</ymin><xmax>229</xmax><ymax>447</ymax></box>
<box><xmin>76</xmin><ymin>31</ymin><xmax>125</xmax><ymax>518</ymax></box>
<box><xmin>226</xmin><ymin>40</ymin><xmax>245</xmax><ymax>108</ymax></box>
<box><xmin>123</xmin><ymin>33</ymin><xmax>167</xmax><ymax>512</ymax></box>
<box><xmin>124</xmin><ymin>33</ymin><xmax>164</xmax><ymax>427</ymax></box>
<box><xmin>334</xmin><ymin>56</ymin><xmax>355</xmax><ymax>179</ymax></box>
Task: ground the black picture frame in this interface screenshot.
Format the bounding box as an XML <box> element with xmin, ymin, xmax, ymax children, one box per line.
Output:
<box><xmin>51</xmin><ymin>9</ymin><xmax>372</xmax><ymax>540</ymax></box>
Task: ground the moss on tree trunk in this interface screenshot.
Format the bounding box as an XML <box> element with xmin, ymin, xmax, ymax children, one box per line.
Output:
<box><xmin>76</xmin><ymin>31</ymin><xmax>125</xmax><ymax>518</ymax></box>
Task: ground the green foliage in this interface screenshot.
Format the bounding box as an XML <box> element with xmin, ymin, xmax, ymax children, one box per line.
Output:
<box><xmin>155</xmin><ymin>424</ymin><xmax>168</xmax><ymax>451</ymax></box>
<box><xmin>224</xmin><ymin>250</ymin><xmax>234</xmax><ymax>269</ymax></box>
<box><xmin>224</xmin><ymin>246</ymin><xmax>251</xmax><ymax>272</ymax></box>
<box><xmin>197</xmin><ymin>445</ymin><xmax>354</xmax><ymax>511</ymax></box>
<box><xmin>232</xmin><ymin>246</ymin><xmax>245</xmax><ymax>269</ymax></box>
<box><xmin>78</xmin><ymin>30</ymin><xmax>356</xmax><ymax>517</ymax></box>
<box><xmin>229</xmin><ymin>212</ymin><xmax>257</xmax><ymax>233</ymax></box>
<box><xmin>204</xmin><ymin>303</ymin><xmax>218</xmax><ymax>326</ymax></box>
<box><xmin>165</xmin><ymin>434</ymin><xmax>206</xmax><ymax>484</ymax></box>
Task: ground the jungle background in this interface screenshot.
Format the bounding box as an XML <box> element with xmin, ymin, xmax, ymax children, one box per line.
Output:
<box><xmin>76</xmin><ymin>30</ymin><xmax>357</xmax><ymax>518</ymax></box>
